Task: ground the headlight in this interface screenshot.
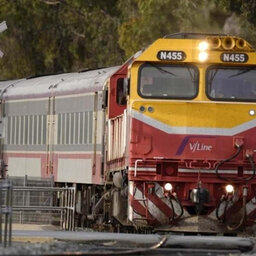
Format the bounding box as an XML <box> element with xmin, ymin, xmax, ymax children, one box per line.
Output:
<box><xmin>225</xmin><ymin>184</ymin><xmax>234</xmax><ymax>193</ymax></box>
<box><xmin>198</xmin><ymin>52</ymin><xmax>208</xmax><ymax>62</ymax></box>
<box><xmin>198</xmin><ymin>41</ymin><xmax>209</xmax><ymax>51</ymax></box>
<box><xmin>249</xmin><ymin>109</ymin><xmax>255</xmax><ymax>116</ymax></box>
<box><xmin>164</xmin><ymin>183</ymin><xmax>173</xmax><ymax>191</ymax></box>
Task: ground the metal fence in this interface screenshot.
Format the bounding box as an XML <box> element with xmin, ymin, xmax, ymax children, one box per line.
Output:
<box><xmin>0</xmin><ymin>176</ymin><xmax>76</xmax><ymax>247</ymax></box>
<box><xmin>0</xmin><ymin>179</ymin><xmax>12</xmax><ymax>247</ymax></box>
<box><xmin>12</xmin><ymin>186</ymin><xmax>76</xmax><ymax>231</ymax></box>
<box><xmin>7</xmin><ymin>176</ymin><xmax>76</xmax><ymax>231</ymax></box>
<box><xmin>9</xmin><ymin>175</ymin><xmax>54</xmax><ymax>187</ymax></box>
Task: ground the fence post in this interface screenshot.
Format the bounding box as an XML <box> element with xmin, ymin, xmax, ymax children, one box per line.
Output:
<box><xmin>68</xmin><ymin>188</ymin><xmax>71</xmax><ymax>230</ymax></box>
<box><xmin>0</xmin><ymin>181</ymin><xmax>2</xmax><ymax>244</ymax></box>
<box><xmin>22</xmin><ymin>175</ymin><xmax>27</xmax><ymax>224</ymax></box>
<box><xmin>1</xmin><ymin>179</ymin><xmax>12</xmax><ymax>247</ymax></box>
<box><xmin>8</xmin><ymin>181</ymin><xmax>12</xmax><ymax>247</ymax></box>
<box><xmin>60</xmin><ymin>190</ymin><xmax>63</xmax><ymax>230</ymax></box>
<box><xmin>4</xmin><ymin>180</ymin><xmax>9</xmax><ymax>247</ymax></box>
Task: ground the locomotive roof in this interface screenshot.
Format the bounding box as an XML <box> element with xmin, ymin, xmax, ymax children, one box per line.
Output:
<box><xmin>0</xmin><ymin>66</ymin><xmax>119</xmax><ymax>99</ymax></box>
<box><xmin>164</xmin><ymin>32</ymin><xmax>227</xmax><ymax>39</ymax></box>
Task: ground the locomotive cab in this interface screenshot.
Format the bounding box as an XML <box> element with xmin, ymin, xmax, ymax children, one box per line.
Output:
<box><xmin>121</xmin><ymin>33</ymin><xmax>256</xmax><ymax>233</ymax></box>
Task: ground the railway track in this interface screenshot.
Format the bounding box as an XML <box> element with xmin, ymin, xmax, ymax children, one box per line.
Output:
<box><xmin>4</xmin><ymin>228</ymin><xmax>255</xmax><ymax>255</ymax></box>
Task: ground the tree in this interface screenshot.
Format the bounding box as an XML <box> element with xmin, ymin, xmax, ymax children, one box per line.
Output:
<box><xmin>1</xmin><ymin>0</ymin><xmax>256</xmax><ymax>80</ymax></box>
<box><xmin>118</xmin><ymin>0</ymin><xmax>229</xmax><ymax>58</ymax></box>
<box><xmin>0</xmin><ymin>0</ymin><xmax>125</xmax><ymax>79</ymax></box>
<box><xmin>226</xmin><ymin>0</ymin><xmax>256</xmax><ymax>46</ymax></box>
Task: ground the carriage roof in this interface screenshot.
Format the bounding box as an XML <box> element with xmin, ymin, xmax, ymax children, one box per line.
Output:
<box><xmin>0</xmin><ymin>66</ymin><xmax>119</xmax><ymax>99</ymax></box>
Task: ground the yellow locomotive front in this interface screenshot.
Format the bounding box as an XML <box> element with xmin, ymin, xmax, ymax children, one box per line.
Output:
<box><xmin>126</xmin><ymin>33</ymin><xmax>256</xmax><ymax>233</ymax></box>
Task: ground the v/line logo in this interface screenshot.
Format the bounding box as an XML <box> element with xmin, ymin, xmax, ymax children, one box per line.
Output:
<box><xmin>176</xmin><ymin>136</ymin><xmax>215</xmax><ymax>156</ymax></box>
<box><xmin>189</xmin><ymin>141</ymin><xmax>213</xmax><ymax>152</ymax></box>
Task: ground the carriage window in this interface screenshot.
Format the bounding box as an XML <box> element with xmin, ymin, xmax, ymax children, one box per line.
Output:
<box><xmin>138</xmin><ymin>63</ymin><xmax>199</xmax><ymax>99</ymax></box>
<box><xmin>206</xmin><ymin>66</ymin><xmax>256</xmax><ymax>101</ymax></box>
<box><xmin>116</xmin><ymin>78</ymin><xmax>126</xmax><ymax>105</ymax></box>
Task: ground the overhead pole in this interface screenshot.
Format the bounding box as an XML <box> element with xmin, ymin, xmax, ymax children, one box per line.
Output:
<box><xmin>0</xmin><ymin>21</ymin><xmax>7</xmax><ymax>58</ymax></box>
<box><xmin>0</xmin><ymin>21</ymin><xmax>7</xmax><ymax>179</ymax></box>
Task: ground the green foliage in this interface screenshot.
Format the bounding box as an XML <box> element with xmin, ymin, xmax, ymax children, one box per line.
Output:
<box><xmin>1</xmin><ymin>0</ymin><xmax>256</xmax><ymax>79</ymax></box>
<box><xmin>118</xmin><ymin>0</ymin><xmax>229</xmax><ymax>58</ymax></box>
<box><xmin>0</xmin><ymin>0</ymin><xmax>124</xmax><ymax>79</ymax></box>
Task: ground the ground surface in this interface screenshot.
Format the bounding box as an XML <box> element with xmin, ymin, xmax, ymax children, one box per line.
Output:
<box><xmin>0</xmin><ymin>224</ymin><xmax>254</xmax><ymax>255</ymax></box>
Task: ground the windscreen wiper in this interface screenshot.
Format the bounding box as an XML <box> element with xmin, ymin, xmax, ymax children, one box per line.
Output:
<box><xmin>208</xmin><ymin>69</ymin><xmax>218</xmax><ymax>87</ymax></box>
<box><xmin>184</xmin><ymin>63</ymin><xmax>197</xmax><ymax>83</ymax></box>
<box><xmin>228</xmin><ymin>68</ymin><xmax>254</xmax><ymax>78</ymax></box>
<box><xmin>148</xmin><ymin>63</ymin><xmax>176</xmax><ymax>77</ymax></box>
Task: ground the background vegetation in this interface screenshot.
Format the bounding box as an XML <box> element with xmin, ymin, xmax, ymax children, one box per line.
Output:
<box><xmin>0</xmin><ymin>0</ymin><xmax>256</xmax><ymax>79</ymax></box>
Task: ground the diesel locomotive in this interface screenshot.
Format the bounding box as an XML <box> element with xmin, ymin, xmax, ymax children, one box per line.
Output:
<box><xmin>1</xmin><ymin>33</ymin><xmax>256</xmax><ymax>234</ymax></box>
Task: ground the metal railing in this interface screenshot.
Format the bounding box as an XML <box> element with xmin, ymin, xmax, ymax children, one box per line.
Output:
<box><xmin>12</xmin><ymin>186</ymin><xmax>76</xmax><ymax>231</ymax></box>
<box><xmin>5</xmin><ymin>176</ymin><xmax>76</xmax><ymax>230</ymax></box>
<box><xmin>0</xmin><ymin>176</ymin><xmax>76</xmax><ymax>239</ymax></box>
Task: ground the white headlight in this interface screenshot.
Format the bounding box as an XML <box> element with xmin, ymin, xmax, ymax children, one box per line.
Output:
<box><xmin>164</xmin><ymin>183</ymin><xmax>173</xmax><ymax>191</ymax></box>
<box><xmin>198</xmin><ymin>41</ymin><xmax>209</xmax><ymax>51</ymax></box>
<box><xmin>225</xmin><ymin>184</ymin><xmax>234</xmax><ymax>193</ymax></box>
<box><xmin>198</xmin><ymin>52</ymin><xmax>208</xmax><ymax>62</ymax></box>
<box><xmin>249</xmin><ymin>109</ymin><xmax>255</xmax><ymax>116</ymax></box>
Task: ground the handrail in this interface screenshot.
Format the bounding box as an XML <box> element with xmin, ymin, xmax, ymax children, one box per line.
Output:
<box><xmin>134</xmin><ymin>159</ymin><xmax>143</xmax><ymax>177</ymax></box>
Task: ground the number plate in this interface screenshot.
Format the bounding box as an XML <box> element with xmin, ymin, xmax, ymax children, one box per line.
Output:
<box><xmin>157</xmin><ymin>51</ymin><xmax>186</xmax><ymax>61</ymax></box>
<box><xmin>220</xmin><ymin>53</ymin><xmax>248</xmax><ymax>63</ymax></box>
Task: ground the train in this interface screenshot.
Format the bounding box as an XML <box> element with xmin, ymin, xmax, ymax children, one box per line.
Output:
<box><xmin>1</xmin><ymin>32</ymin><xmax>256</xmax><ymax>234</ymax></box>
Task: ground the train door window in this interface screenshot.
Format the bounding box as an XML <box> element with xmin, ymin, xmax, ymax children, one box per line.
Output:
<box><xmin>103</xmin><ymin>90</ymin><xmax>108</xmax><ymax>108</ymax></box>
<box><xmin>116</xmin><ymin>78</ymin><xmax>126</xmax><ymax>105</ymax></box>
<box><xmin>88</xmin><ymin>111</ymin><xmax>93</xmax><ymax>144</ymax></box>
<box><xmin>42</xmin><ymin>115</ymin><xmax>47</xmax><ymax>144</ymax></box>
